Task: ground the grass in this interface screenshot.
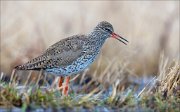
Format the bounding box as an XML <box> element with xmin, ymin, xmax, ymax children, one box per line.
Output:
<box><xmin>0</xmin><ymin>84</ymin><xmax>179</xmax><ymax>111</ymax></box>
<box><xmin>0</xmin><ymin>59</ymin><xmax>179</xmax><ymax>111</ymax></box>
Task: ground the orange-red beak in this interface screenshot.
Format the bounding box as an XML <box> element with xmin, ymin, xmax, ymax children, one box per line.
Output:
<box><xmin>111</xmin><ymin>33</ymin><xmax>128</xmax><ymax>45</ymax></box>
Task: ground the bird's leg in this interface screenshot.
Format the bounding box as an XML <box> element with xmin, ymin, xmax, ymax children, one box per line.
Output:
<box><xmin>58</xmin><ymin>76</ymin><xmax>64</xmax><ymax>89</ymax></box>
<box><xmin>63</xmin><ymin>76</ymin><xmax>70</xmax><ymax>96</ymax></box>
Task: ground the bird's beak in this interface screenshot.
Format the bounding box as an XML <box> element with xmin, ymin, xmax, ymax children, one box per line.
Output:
<box><xmin>111</xmin><ymin>32</ymin><xmax>128</xmax><ymax>45</ymax></box>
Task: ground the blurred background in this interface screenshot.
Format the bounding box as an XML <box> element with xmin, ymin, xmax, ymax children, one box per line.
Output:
<box><xmin>1</xmin><ymin>1</ymin><xmax>179</xmax><ymax>81</ymax></box>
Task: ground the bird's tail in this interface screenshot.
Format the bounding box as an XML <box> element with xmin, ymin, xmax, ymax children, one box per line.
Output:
<box><xmin>14</xmin><ymin>64</ymin><xmax>27</xmax><ymax>70</ymax></box>
<box><xmin>14</xmin><ymin>63</ymin><xmax>43</xmax><ymax>70</ymax></box>
<box><xmin>14</xmin><ymin>55</ymin><xmax>46</xmax><ymax>70</ymax></box>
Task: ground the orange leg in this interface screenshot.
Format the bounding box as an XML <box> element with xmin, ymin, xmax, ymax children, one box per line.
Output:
<box><xmin>63</xmin><ymin>76</ymin><xmax>70</xmax><ymax>96</ymax></box>
<box><xmin>58</xmin><ymin>76</ymin><xmax>64</xmax><ymax>88</ymax></box>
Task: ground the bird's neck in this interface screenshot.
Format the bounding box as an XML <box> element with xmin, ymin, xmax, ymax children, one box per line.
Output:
<box><xmin>88</xmin><ymin>30</ymin><xmax>108</xmax><ymax>46</ymax></box>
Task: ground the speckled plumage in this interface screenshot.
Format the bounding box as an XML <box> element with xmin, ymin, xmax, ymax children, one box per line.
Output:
<box><xmin>15</xmin><ymin>21</ymin><xmax>128</xmax><ymax>76</ymax></box>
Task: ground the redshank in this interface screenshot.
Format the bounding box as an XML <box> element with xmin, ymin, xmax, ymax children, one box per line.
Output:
<box><xmin>15</xmin><ymin>21</ymin><xmax>128</xmax><ymax>95</ymax></box>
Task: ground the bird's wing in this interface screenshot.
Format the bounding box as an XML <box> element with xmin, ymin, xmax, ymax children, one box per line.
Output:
<box><xmin>15</xmin><ymin>35</ymin><xmax>87</xmax><ymax>70</ymax></box>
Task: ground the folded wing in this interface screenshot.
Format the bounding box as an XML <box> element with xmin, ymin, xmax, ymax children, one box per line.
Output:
<box><xmin>15</xmin><ymin>35</ymin><xmax>87</xmax><ymax>70</ymax></box>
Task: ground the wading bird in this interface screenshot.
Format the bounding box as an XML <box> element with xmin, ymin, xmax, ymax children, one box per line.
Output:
<box><xmin>15</xmin><ymin>21</ymin><xmax>128</xmax><ymax>95</ymax></box>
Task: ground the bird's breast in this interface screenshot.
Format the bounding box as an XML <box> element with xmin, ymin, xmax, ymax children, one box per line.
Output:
<box><xmin>45</xmin><ymin>52</ymin><xmax>99</xmax><ymax>76</ymax></box>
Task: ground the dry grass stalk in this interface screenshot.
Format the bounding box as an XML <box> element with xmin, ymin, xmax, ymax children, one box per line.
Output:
<box><xmin>157</xmin><ymin>61</ymin><xmax>180</xmax><ymax>96</ymax></box>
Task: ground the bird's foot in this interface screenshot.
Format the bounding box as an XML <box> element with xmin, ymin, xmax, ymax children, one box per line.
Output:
<box><xmin>63</xmin><ymin>85</ymin><xmax>69</xmax><ymax>96</ymax></box>
<box><xmin>58</xmin><ymin>76</ymin><xmax>64</xmax><ymax>89</ymax></box>
<box><xmin>62</xmin><ymin>76</ymin><xmax>70</xmax><ymax>96</ymax></box>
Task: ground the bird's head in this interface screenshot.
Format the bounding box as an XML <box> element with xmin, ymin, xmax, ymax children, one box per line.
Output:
<box><xmin>94</xmin><ymin>21</ymin><xmax>128</xmax><ymax>45</ymax></box>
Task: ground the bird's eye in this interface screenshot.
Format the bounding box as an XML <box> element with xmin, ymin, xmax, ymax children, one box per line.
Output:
<box><xmin>104</xmin><ymin>28</ymin><xmax>111</xmax><ymax>32</ymax></box>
